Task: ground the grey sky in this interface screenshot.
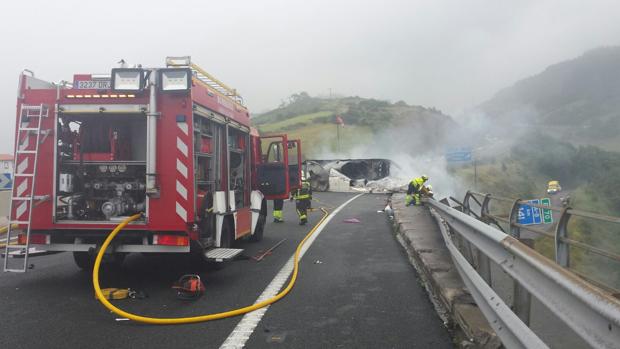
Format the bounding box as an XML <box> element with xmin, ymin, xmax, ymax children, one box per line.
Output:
<box><xmin>1</xmin><ymin>0</ymin><xmax>619</xmax><ymax>153</ymax></box>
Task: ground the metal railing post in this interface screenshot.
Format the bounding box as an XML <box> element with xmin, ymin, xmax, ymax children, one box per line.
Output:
<box><xmin>481</xmin><ymin>193</ymin><xmax>492</xmax><ymax>223</ymax></box>
<box><xmin>555</xmin><ymin>207</ymin><xmax>571</xmax><ymax>268</ymax></box>
<box><xmin>513</xmin><ymin>238</ymin><xmax>533</xmax><ymax>326</ymax></box>
<box><xmin>463</xmin><ymin>191</ymin><xmax>472</xmax><ymax>216</ymax></box>
<box><xmin>508</xmin><ymin>199</ymin><xmax>522</xmax><ymax>239</ymax></box>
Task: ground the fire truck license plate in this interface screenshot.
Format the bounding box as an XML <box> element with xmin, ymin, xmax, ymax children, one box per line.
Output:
<box><xmin>76</xmin><ymin>80</ymin><xmax>111</xmax><ymax>89</ymax></box>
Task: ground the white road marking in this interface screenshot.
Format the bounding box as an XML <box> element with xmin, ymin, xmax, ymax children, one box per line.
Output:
<box><xmin>219</xmin><ymin>194</ymin><xmax>363</xmax><ymax>349</ymax></box>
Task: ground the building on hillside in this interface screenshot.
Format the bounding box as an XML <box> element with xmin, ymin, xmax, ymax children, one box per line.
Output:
<box><xmin>0</xmin><ymin>154</ymin><xmax>13</xmax><ymax>174</ymax></box>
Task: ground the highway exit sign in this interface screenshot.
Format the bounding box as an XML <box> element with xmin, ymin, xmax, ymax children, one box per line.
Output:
<box><xmin>518</xmin><ymin>198</ymin><xmax>553</xmax><ymax>225</ymax></box>
<box><xmin>541</xmin><ymin>198</ymin><xmax>553</xmax><ymax>224</ymax></box>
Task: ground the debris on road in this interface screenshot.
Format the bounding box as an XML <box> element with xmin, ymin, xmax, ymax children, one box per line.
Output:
<box><xmin>252</xmin><ymin>239</ymin><xmax>286</xmax><ymax>262</ymax></box>
<box><xmin>343</xmin><ymin>218</ymin><xmax>361</xmax><ymax>223</ymax></box>
<box><xmin>305</xmin><ymin>159</ymin><xmax>404</xmax><ymax>193</ymax></box>
<box><xmin>100</xmin><ymin>288</ymin><xmax>132</xmax><ymax>300</ymax></box>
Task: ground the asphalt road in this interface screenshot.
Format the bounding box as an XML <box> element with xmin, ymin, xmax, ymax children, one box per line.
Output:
<box><xmin>0</xmin><ymin>193</ymin><xmax>453</xmax><ymax>349</ymax></box>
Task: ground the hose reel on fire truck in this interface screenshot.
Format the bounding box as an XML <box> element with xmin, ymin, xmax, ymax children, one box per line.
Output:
<box><xmin>93</xmin><ymin>208</ymin><xmax>330</xmax><ymax>325</ymax></box>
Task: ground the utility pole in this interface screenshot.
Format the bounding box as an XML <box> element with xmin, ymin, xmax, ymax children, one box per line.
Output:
<box><xmin>474</xmin><ymin>157</ymin><xmax>478</xmax><ymax>190</ymax></box>
<box><xmin>336</xmin><ymin>123</ymin><xmax>340</xmax><ymax>153</ymax></box>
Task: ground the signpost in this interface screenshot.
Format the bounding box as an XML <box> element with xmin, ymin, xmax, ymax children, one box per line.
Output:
<box><xmin>445</xmin><ymin>147</ymin><xmax>475</xmax><ymax>189</ymax></box>
<box><xmin>518</xmin><ymin>198</ymin><xmax>553</xmax><ymax>225</ymax></box>
<box><xmin>445</xmin><ymin>148</ymin><xmax>472</xmax><ymax>162</ymax></box>
<box><xmin>541</xmin><ymin>198</ymin><xmax>553</xmax><ymax>224</ymax></box>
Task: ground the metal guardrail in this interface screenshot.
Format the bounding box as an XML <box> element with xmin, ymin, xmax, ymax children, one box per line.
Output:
<box><xmin>458</xmin><ymin>191</ymin><xmax>620</xmax><ymax>293</ymax></box>
<box><xmin>426</xmin><ymin>197</ymin><xmax>620</xmax><ymax>349</ymax></box>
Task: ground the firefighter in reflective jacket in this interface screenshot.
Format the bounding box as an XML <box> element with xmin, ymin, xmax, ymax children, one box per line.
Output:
<box><xmin>291</xmin><ymin>180</ymin><xmax>312</xmax><ymax>225</ymax></box>
<box><xmin>405</xmin><ymin>175</ymin><xmax>429</xmax><ymax>206</ymax></box>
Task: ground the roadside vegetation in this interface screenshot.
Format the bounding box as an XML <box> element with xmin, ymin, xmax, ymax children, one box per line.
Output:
<box><xmin>253</xmin><ymin>92</ymin><xmax>454</xmax><ymax>157</ymax></box>
<box><xmin>453</xmin><ymin>134</ymin><xmax>620</xmax><ymax>289</ymax></box>
<box><xmin>254</xmin><ymin>46</ymin><xmax>620</xmax><ymax>290</ymax></box>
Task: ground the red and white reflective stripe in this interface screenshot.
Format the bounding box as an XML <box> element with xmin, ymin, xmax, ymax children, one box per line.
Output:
<box><xmin>17</xmin><ymin>157</ymin><xmax>28</xmax><ymax>174</ymax></box>
<box><xmin>18</xmin><ymin>135</ymin><xmax>29</xmax><ymax>150</ymax></box>
<box><xmin>15</xmin><ymin>201</ymin><xmax>27</xmax><ymax>219</ymax></box>
<box><xmin>16</xmin><ymin>180</ymin><xmax>28</xmax><ymax>197</ymax></box>
<box><xmin>14</xmin><ymin>178</ymin><xmax>30</xmax><ymax>219</ymax></box>
<box><xmin>175</xmin><ymin>121</ymin><xmax>190</xmax><ymax>222</ymax></box>
<box><xmin>176</xmin><ymin>137</ymin><xmax>188</xmax><ymax>157</ymax></box>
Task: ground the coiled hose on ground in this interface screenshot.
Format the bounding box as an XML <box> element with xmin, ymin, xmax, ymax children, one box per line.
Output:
<box><xmin>93</xmin><ymin>208</ymin><xmax>329</xmax><ymax>325</ymax></box>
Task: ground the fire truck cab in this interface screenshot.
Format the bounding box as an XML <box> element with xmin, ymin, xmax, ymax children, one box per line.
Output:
<box><xmin>4</xmin><ymin>57</ymin><xmax>302</xmax><ymax>272</ymax></box>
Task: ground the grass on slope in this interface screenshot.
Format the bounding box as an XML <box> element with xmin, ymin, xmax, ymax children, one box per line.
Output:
<box><xmin>258</xmin><ymin>111</ymin><xmax>334</xmax><ymax>133</ymax></box>
<box><xmin>452</xmin><ymin>159</ymin><xmax>544</xmax><ymax>205</ymax></box>
<box><xmin>261</xmin><ymin>123</ymin><xmax>373</xmax><ymax>158</ymax></box>
<box><xmin>454</xmin><ymin>158</ymin><xmax>620</xmax><ymax>289</ymax></box>
<box><xmin>535</xmin><ymin>186</ymin><xmax>620</xmax><ymax>289</ymax></box>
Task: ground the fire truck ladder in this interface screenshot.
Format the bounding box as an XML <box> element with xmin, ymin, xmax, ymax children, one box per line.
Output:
<box><xmin>4</xmin><ymin>104</ymin><xmax>48</xmax><ymax>272</ymax></box>
<box><xmin>165</xmin><ymin>56</ymin><xmax>245</xmax><ymax>105</ymax></box>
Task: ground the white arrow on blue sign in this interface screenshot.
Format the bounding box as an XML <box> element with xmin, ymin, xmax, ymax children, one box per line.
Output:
<box><xmin>0</xmin><ymin>173</ymin><xmax>12</xmax><ymax>190</ymax></box>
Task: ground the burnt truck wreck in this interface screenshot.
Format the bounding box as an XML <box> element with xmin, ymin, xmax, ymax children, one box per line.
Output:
<box><xmin>304</xmin><ymin>159</ymin><xmax>403</xmax><ymax>192</ymax></box>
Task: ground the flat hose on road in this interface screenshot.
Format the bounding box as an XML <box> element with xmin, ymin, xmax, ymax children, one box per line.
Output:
<box><xmin>93</xmin><ymin>208</ymin><xmax>330</xmax><ymax>325</ymax></box>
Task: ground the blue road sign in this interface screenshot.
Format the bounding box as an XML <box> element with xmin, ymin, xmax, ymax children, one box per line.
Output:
<box><xmin>0</xmin><ymin>173</ymin><xmax>11</xmax><ymax>190</ymax></box>
<box><xmin>445</xmin><ymin>148</ymin><xmax>472</xmax><ymax>162</ymax></box>
<box><xmin>518</xmin><ymin>199</ymin><xmax>544</xmax><ymax>225</ymax></box>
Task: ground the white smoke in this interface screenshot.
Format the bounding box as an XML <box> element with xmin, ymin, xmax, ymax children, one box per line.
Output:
<box><xmin>313</xmin><ymin>138</ymin><xmax>468</xmax><ymax>200</ymax></box>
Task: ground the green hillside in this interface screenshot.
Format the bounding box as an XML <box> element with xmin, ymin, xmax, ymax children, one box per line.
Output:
<box><xmin>253</xmin><ymin>92</ymin><xmax>456</xmax><ymax>157</ymax></box>
<box><xmin>478</xmin><ymin>46</ymin><xmax>620</xmax><ymax>151</ymax></box>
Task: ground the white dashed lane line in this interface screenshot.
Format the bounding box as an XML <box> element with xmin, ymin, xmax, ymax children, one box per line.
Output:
<box><xmin>219</xmin><ymin>194</ymin><xmax>363</xmax><ymax>349</ymax></box>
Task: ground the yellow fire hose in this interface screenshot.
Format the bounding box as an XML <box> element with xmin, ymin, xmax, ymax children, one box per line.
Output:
<box><xmin>0</xmin><ymin>224</ymin><xmax>21</xmax><ymax>248</ymax></box>
<box><xmin>93</xmin><ymin>208</ymin><xmax>329</xmax><ymax>324</ymax></box>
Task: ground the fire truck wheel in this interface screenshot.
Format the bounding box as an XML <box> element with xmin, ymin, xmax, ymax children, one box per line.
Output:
<box><xmin>74</xmin><ymin>251</ymin><xmax>125</xmax><ymax>271</ymax></box>
<box><xmin>111</xmin><ymin>253</ymin><xmax>126</xmax><ymax>268</ymax></box>
<box><xmin>73</xmin><ymin>252</ymin><xmax>94</xmax><ymax>271</ymax></box>
<box><xmin>250</xmin><ymin>200</ymin><xmax>267</xmax><ymax>242</ymax></box>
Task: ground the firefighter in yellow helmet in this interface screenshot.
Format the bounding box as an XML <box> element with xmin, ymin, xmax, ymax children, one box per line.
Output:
<box><xmin>405</xmin><ymin>175</ymin><xmax>428</xmax><ymax>206</ymax></box>
<box><xmin>291</xmin><ymin>178</ymin><xmax>312</xmax><ymax>225</ymax></box>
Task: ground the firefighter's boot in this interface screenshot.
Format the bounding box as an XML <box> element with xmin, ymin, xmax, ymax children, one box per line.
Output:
<box><xmin>273</xmin><ymin>210</ymin><xmax>284</xmax><ymax>223</ymax></box>
<box><xmin>413</xmin><ymin>194</ymin><xmax>421</xmax><ymax>206</ymax></box>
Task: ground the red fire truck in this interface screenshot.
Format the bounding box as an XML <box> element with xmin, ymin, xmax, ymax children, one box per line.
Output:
<box><xmin>4</xmin><ymin>56</ymin><xmax>302</xmax><ymax>272</ymax></box>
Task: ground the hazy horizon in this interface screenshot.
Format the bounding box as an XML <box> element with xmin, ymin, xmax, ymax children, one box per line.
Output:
<box><xmin>1</xmin><ymin>0</ymin><xmax>620</xmax><ymax>152</ymax></box>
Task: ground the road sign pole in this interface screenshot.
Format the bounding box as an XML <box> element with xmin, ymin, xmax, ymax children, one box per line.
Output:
<box><xmin>474</xmin><ymin>158</ymin><xmax>477</xmax><ymax>190</ymax></box>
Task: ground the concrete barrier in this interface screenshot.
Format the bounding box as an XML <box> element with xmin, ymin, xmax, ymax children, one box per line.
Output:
<box><xmin>391</xmin><ymin>193</ymin><xmax>500</xmax><ymax>348</ymax></box>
